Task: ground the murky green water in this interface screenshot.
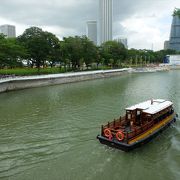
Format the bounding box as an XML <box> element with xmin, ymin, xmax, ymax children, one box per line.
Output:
<box><xmin>0</xmin><ymin>71</ymin><xmax>179</xmax><ymax>180</ymax></box>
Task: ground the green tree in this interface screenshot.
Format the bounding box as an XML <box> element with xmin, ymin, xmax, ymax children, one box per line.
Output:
<box><xmin>62</xmin><ymin>36</ymin><xmax>97</xmax><ymax>70</ymax></box>
<box><xmin>62</xmin><ymin>36</ymin><xmax>83</xmax><ymax>70</ymax></box>
<box><xmin>95</xmin><ymin>47</ymin><xmax>103</xmax><ymax>69</ymax></box>
<box><xmin>173</xmin><ymin>8</ymin><xmax>180</xmax><ymax>18</ymax></box>
<box><xmin>0</xmin><ymin>35</ymin><xmax>26</xmax><ymax>68</ymax></box>
<box><xmin>18</xmin><ymin>27</ymin><xmax>61</xmax><ymax>70</ymax></box>
<box><xmin>81</xmin><ymin>36</ymin><xmax>97</xmax><ymax>69</ymax></box>
<box><xmin>100</xmin><ymin>41</ymin><xmax>127</xmax><ymax>67</ymax></box>
<box><xmin>45</xmin><ymin>32</ymin><xmax>61</xmax><ymax>68</ymax></box>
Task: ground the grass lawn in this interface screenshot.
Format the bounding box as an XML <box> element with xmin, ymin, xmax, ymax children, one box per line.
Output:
<box><xmin>0</xmin><ymin>65</ymin><xmax>132</xmax><ymax>76</ymax></box>
<box><xmin>0</xmin><ymin>67</ymin><xmax>67</xmax><ymax>76</ymax></box>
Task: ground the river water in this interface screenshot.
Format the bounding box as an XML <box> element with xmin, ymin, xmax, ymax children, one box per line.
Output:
<box><xmin>0</xmin><ymin>70</ymin><xmax>179</xmax><ymax>180</ymax></box>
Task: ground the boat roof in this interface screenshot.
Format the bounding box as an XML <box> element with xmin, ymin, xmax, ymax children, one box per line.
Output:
<box><xmin>126</xmin><ymin>99</ymin><xmax>173</xmax><ymax>115</ymax></box>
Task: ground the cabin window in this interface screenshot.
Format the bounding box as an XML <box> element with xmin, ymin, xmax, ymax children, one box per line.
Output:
<box><xmin>137</xmin><ymin>111</ymin><xmax>141</xmax><ymax>116</ymax></box>
<box><xmin>127</xmin><ymin>114</ymin><xmax>131</xmax><ymax>120</ymax></box>
<box><xmin>147</xmin><ymin>115</ymin><xmax>151</xmax><ymax>121</ymax></box>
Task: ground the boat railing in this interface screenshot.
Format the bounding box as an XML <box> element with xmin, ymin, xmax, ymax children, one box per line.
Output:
<box><xmin>102</xmin><ymin>116</ymin><xmax>126</xmax><ymax>129</ymax></box>
<box><xmin>101</xmin><ymin>116</ymin><xmax>154</xmax><ymax>140</ymax></box>
<box><xmin>101</xmin><ymin>111</ymin><xmax>174</xmax><ymax>142</ymax></box>
<box><xmin>125</xmin><ymin>121</ymin><xmax>154</xmax><ymax>140</ymax></box>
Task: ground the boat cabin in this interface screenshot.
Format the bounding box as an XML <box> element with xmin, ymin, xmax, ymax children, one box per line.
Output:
<box><xmin>125</xmin><ymin>99</ymin><xmax>173</xmax><ymax>127</ymax></box>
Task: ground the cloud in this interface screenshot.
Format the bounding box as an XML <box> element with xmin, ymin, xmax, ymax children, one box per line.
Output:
<box><xmin>113</xmin><ymin>0</ymin><xmax>180</xmax><ymax>50</ymax></box>
<box><xmin>0</xmin><ymin>0</ymin><xmax>180</xmax><ymax>50</ymax></box>
<box><xmin>121</xmin><ymin>17</ymin><xmax>164</xmax><ymax>49</ymax></box>
<box><xmin>0</xmin><ymin>0</ymin><xmax>98</xmax><ymax>36</ymax></box>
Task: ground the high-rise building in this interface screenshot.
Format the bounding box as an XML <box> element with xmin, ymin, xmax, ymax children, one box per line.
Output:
<box><xmin>99</xmin><ymin>0</ymin><xmax>113</xmax><ymax>44</ymax></box>
<box><xmin>168</xmin><ymin>8</ymin><xmax>180</xmax><ymax>51</ymax></box>
<box><xmin>164</xmin><ymin>40</ymin><xmax>169</xmax><ymax>50</ymax></box>
<box><xmin>0</xmin><ymin>24</ymin><xmax>16</xmax><ymax>38</ymax></box>
<box><xmin>86</xmin><ymin>21</ymin><xmax>97</xmax><ymax>45</ymax></box>
<box><xmin>115</xmin><ymin>38</ymin><xmax>128</xmax><ymax>49</ymax></box>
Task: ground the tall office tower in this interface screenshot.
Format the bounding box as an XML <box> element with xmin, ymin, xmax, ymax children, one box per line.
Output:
<box><xmin>164</xmin><ymin>40</ymin><xmax>169</xmax><ymax>50</ymax></box>
<box><xmin>86</xmin><ymin>20</ymin><xmax>97</xmax><ymax>45</ymax></box>
<box><xmin>0</xmin><ymin>24</ymin><xmax>16</xmax><ymax>38</ymax></box>
<box><xmin>115</xmin><ymin>38</ymin><xmax>128</xmax><ymax>49</ymax></box>
<box><xmin>99</xmin><ymin>0</ymin><xmax>113</xmax><ymax>44</ymax></box>
<box><xmin>168</xmin><ymin>8</ymin><xmax>180</xmax><ymax>51</ymax></box>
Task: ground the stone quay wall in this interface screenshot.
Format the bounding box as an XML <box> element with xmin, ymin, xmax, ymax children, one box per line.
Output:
<box><xmin>0</xmin><ymin>69</ymin><xmax>131</xmax><ymax>93</ymax></box>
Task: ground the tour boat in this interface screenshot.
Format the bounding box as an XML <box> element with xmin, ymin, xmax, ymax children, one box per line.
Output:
<box><xmin>97</xmin><ymin>99</ymin><xmax>178</xmax><ymax>151</ymax></box>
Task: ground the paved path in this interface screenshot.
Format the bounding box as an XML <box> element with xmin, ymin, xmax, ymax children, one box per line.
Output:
<box><xmin>0</xmin><ymin>68</ymin><xmax>131</xmax><ymax>84</ymax></box>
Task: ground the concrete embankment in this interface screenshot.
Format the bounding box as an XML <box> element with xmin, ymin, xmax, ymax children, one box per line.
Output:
<box><xmin>0</xmin><ymin>69</ymin><xmax>132</xmax><ymax>93</ymax></box>
<box><xmin>0</xmin><ymin>66</ymin><xmax>171</xmax><ymax>93</ymax></box>
<box><xmin>131</xmin><ymin>66</ymin><xmax>169</xmax><ymax>73</ymax></box>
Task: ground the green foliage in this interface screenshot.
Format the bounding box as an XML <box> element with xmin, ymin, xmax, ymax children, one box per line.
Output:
<box><xmin>0</xmin><ymin>67</ymin><xmax>66</xmax><ymax>76</ymax></box>
<box><xmin>81</xmin><ymin>36</ymin><xmax>98</xmax><ymax>68</ymax></box>
<box><xmin>126</xmin><ymin>48</ymin><xmax>179</xmax><ymax>66</ymax></box>
<box><xmin>1</xmin><ymin>26</ymin><xmax>180</xmax><ymax>75</ymax></box>
<box><xmin>0</xmin><ymin>36</ymin><xmax>27</xmax><ymax>68</ymax></box>
<box><xmin>62</xmin><ymin>36</ymin><xmax>83</xmax><ymax>70</ymax></box>
<box><xmin>100</xmin><ymin>41</ymin><xmax>127</xmax><ymax>67</ymax></box>
<box><xmin>173</xmin><ymin>8</ymin><xmax>180</xmax><ymax>18</ymax></box>
<box><xmin>62</xmin><ymin>36</ymin><xmax>97</xmax><ymax>70</ymax></box>
<box><xmin>17</xmin><ymin>27</ymin><xmax>61</xmax><ymax>69</ymax></box>
<box><xmin>154</xmin><ymin>49</ymin><xmax>178</xmax><ymax>63</ymax></box>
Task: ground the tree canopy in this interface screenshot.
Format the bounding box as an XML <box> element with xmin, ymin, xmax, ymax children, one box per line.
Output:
<box><xmin>100</xmin><ymin>41</ymin><xmax>127</xmax><ymax>67</ymax></box>
<box><xmin>17</xmin><ymin>27</ymin><xmax>60</xmax><ymax>69</ymax></box>
<box><xmin>62</xmin><ymin>36</ymin><xmax>97</xmax><ymax>70</ymax></box>
<box><xmin>0</xmin><ymin>26</ymin><xmax>180</xmax><ymax>72</ymax></box>
<box><xmin>0</xmin><ymin>34</ymin><xmax>26</xmax><ymax>68</ymax></box>
<box><xmin>173</xmin><ymin>8</ymin><xmax>180</xmax><ymax>18</ymax></box>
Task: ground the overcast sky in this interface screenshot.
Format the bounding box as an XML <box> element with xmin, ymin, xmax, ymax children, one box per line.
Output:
<box><xmin>0</xmin><ymin>0</ymin><xmax>180</xmax><ymax>50</ymax></box>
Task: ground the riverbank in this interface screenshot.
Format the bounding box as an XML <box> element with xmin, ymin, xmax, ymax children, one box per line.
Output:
<box><xmin>1</xmin><ymin>70</ymin><xmax>179</xmax><ymax>180</ymax></box>
<box><xmin>0</xmin><ymin>66</ymin><xmax>169</xmax><ymax>93</ymax></box>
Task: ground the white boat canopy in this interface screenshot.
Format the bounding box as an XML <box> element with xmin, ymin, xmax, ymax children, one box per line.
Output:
<box><xmin>126</xmin><ymin>99</ymin><xmax>173</xmax><ymax>115</ymax></box>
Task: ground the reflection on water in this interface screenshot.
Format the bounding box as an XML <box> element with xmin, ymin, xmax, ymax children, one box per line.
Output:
<box><xmin>0</xmin><ymin>71</ymin><xmax>179</xmax><ymax>180</ymax></box>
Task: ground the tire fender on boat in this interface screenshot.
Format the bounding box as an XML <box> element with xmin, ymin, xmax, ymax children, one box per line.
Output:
<box><xmin>104</xmin><ymin>128</ymin><xmax>112</xmax><ymax>140</ymax></box>
<box><xmin>116</xmin><ymin>131</ymin><xmax>124</xmax><ymax>141</ymax></box>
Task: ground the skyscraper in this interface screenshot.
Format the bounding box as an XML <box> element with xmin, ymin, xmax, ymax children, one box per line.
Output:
<box><xmin>0</xmin><ymin>24</ymin><xmax>16</xmax><ymax>38</ymax></box>
<box><xmin>168</xmin><ymin>8</ymin><xmax>180</xmax><ymax>51</ymax></box>
<box><xmin>86</xmin><ymin>21</ymin><xmax>97</xmax><ymax>45</ymax></box>
<box><xmin>99</xmin><ymin>0</ymin><xmax>113</xmax><ymax>44</ymax></box>
<box><xmin>164</xmin><ymin>40</ymin><xmax>169</xmax><ymax>50</ymax></box>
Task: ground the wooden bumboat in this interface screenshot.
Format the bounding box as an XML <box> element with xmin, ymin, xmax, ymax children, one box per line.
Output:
<box><xmin>97</xmin><ymin>99</ymin><xmax>178</xmax><ymax>151</ymax></box>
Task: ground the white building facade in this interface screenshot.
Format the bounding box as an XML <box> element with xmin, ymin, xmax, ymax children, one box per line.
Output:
<box><xmin>99</xmin><ymin>0</ymin><xmax>113</xmax><ymax>44</ymax></box>
<box><xmin>86</xmin><ymin>21</ymin><xmax>97</xmax><ymax>45</ymax></box>
<box><xmin>0</xmin><ymin>24</ymin><xmax>16</xmax><ymax>38</ymax></box>
<box><xmin>165</xmin><ymin>55</ymin><xmax>180</xmax><ymax>65</ymax></box>
<box><xmin>164</xmin><ymin>40</ymin><xmax>169</xmax><ymax>50</ymax></box>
